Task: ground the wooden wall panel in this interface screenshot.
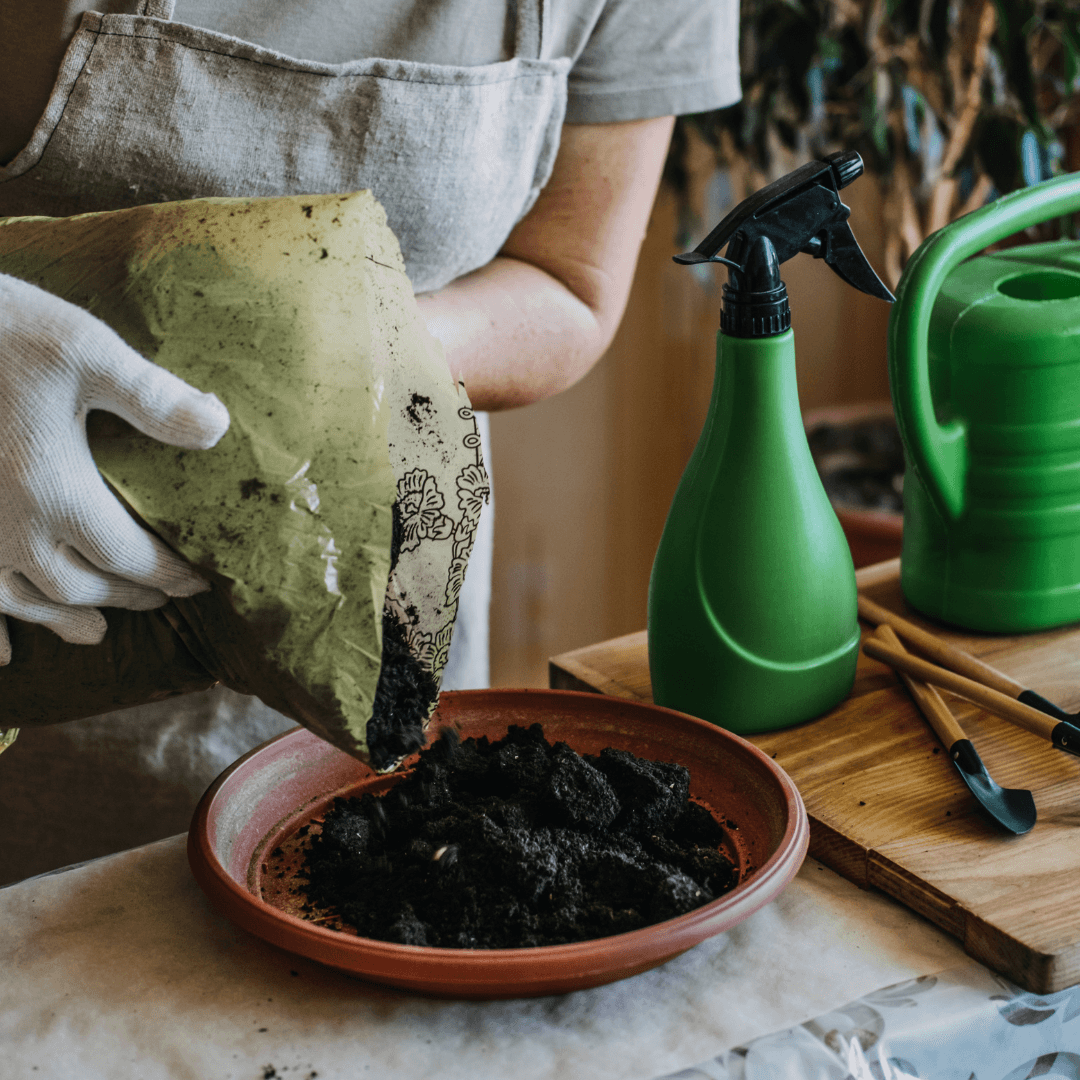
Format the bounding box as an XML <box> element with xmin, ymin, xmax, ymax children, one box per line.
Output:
<box><xmin>489</xmin><ymin>166</ymin><xmax>893</xmax><ymax>688</ymax></box>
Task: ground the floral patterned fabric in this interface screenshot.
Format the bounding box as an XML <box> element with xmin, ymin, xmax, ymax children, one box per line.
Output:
<box><xmin>658</xmin><ymin>966</ymin><xmax>1080</xmax><ymax>1080</ymax></box>
<box><xmin>384</xmin><ymin>397</ymin><xmax>489</xmax><ymax>686</ymax></box>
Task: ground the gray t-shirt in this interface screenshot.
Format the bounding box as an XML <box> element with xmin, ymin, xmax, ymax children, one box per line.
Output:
<box><xmin>173</xmin><ymin>0</ymin><xmax>741</xmax><ymax>122</ymax></box>
<box><xmin>3</xmin><ymin>0</ymin><xmax>738</xmax><ymax>164</ymax></box>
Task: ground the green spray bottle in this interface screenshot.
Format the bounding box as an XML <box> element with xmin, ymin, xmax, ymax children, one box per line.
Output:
<box><xmin>648</xmin><ymin>151</ymin><xmax>894</xmax><ymax>734</ymax></box>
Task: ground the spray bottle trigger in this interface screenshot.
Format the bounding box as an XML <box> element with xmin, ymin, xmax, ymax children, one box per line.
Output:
<box><xmin>672</xmin><ymin>150</ymin><xmax>893</xmax><ymax>306</ymax></box>
<box><xmin>803</xmin><ymin>223</ymin><xmax>896</xmax><ymax>302</ymax></box>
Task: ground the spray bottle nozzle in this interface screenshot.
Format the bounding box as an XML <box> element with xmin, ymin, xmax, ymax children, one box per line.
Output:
<box><xmin>672</xmin><ymin>251</ymin><xmax>741</xmax><ymax>270</ymax></box>
<box><xmin>675</xmin><ymin>151</ymin><xmax>895</xmax><ymax>326</ymax></box>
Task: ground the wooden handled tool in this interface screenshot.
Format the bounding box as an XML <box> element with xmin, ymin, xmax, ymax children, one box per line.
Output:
<box><xmin>861</xmin><ymin>634</ymin><xmax>1080</xmax><ymax>758</ymax></box>
<box><xmin>858</xmin><ymin>594</ymin><xmax>1080</xmax><ymax>723</ymax></box>
<box><xmin>874</xmin><ymin>625</ymin><xmax>967</xmax><ymax>748</ymax></box>
<box><xmin>874</xmin><ymin>625</ymin><xmax>1035</xmax><ymax>834</ymax></box>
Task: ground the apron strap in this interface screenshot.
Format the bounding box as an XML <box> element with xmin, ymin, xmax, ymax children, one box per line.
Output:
<box><xmin>137</xmin><ymin>0</ymin><xmax>176</xmax><ymax>19</ymax></box>
<box><xmin>514</xmin><ymin>0</ymin><xmax>549</xmax><ymax>60</ymax></box>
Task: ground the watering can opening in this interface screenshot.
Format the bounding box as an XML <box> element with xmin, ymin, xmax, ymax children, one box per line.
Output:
<box><xmin>996</xmin><ymin>271</ymin><xmax>1080</xmax><ymax>302</ymax></box>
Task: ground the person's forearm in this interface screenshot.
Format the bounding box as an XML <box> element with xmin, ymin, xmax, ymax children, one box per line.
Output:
<box><xmin>416</xmin><ymin>254</ymin><xmax>615</xmax><ymax>412</ymax></box>
<box><xmin>416</xmin><ymin>116</ymin><xmax>675</xmax><ymax>413</ymax></box>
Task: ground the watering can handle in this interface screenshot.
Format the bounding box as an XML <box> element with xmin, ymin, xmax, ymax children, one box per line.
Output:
<box><xmin>889</xmin><ymin>172</ymin><xmax>1080</xmax><ymax>521</ymax></box>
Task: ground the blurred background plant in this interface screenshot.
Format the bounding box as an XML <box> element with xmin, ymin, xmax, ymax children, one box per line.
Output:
<box><xmin>668</xmin><ymin>0</ymin><xmax>1080</xmax><ymax>286</ymax></box>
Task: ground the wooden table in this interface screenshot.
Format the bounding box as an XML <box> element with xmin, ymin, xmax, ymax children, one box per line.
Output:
<box><xmin>550</xmin><ymin>559</ymin><xmax>1080</xmax><ymax>993</ymax></box>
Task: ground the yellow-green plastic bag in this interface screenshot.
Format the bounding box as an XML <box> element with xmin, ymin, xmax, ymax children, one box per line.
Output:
<box><xmin>0</xmin><ymin>192</ymin><xmax>485</xmax><ymax>766</ymax></box>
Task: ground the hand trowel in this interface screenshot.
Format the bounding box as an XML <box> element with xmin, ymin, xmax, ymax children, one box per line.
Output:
<box><xmin>873</xmin><ymin>625</ymin><xmax>1036</xmax><ymax>835</ymax></box>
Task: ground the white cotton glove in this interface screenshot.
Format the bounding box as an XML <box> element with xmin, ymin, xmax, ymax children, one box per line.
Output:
<box><xmin>0</xmin><ymin>273</ymin><xmax>231</xmax><ymax>666</ymax></box>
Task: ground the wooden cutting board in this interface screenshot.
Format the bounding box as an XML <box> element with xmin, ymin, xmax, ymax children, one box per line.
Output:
<box><xmin>549</xmin><ymin>559</ymin><xmax>1080</xmax><ymax>993</ymax></box>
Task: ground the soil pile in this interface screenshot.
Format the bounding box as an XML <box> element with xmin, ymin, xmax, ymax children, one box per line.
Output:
<box><xmin>365</xmin><ymin>503</ymin><xmax>438</xmax><ymax>770</ymax></box>
<box><xmin>300</xmin><ymin>724</ymin><xmax>738</xmax><ymax>948</ymax></box>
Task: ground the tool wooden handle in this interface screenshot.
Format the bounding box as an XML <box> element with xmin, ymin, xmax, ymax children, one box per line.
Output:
<box><xmin>858</xmin><ymin>594</ymin><xmax>1024</xmax><ymax>697</ymax></box>
<box><xmin>873</xmin><ymin>625</ymin><xmax>966</xmax><ymax>748</ymax></box>
<box><xmin>862</xmin><ymin>636</ymin><xmax>1060</xmax><ymax>742</ymax></box>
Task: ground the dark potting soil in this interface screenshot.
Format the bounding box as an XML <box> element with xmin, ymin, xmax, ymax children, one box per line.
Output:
<box><xmin>365</xmin><ymin>610</ymin><xmax>437</xmax><ymax>770</ymax></box>
<box><xmin>365</xmin><ymin>500</ymin><xmax>439</xmax><ymax>770</ymax></box>
<box><xmin>299</xmin><ymin>723</ymin><xmax>738</xmax><ymax>948</ymax></box>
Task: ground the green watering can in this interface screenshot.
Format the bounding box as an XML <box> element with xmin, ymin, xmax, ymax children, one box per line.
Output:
<box><xmin>892</xmin><ymin>171</ymin><xmax>1080</xmax><ymax>632</ymax></box>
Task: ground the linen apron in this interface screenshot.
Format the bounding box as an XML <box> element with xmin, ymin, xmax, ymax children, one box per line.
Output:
<box><xmin>0</xmin><ymin>0</ymin><xmax>568</xmax><ymax>884</ymax></box>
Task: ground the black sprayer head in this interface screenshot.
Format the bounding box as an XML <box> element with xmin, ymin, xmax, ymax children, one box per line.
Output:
<box><xmin>721</xmin><ymin>234</ymin><xmax>790</xmax><ymax>338</ymax></box>
<box><xmin>675</xmin><ymin>151</ymin><xmax>894</xmax><ymax>338</ymax></box>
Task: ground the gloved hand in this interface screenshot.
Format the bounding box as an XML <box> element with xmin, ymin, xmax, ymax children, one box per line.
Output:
<box><xmin>0</xmin><ymin>273</ymin><xmax>230</xmax><ymax>666</ymax></box>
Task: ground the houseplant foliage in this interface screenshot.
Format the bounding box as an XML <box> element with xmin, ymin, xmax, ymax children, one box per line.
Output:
<box><xmin>670</xmin><ymin>0</ymin><xmax>1080</xmax><ymax>285</ymax></box>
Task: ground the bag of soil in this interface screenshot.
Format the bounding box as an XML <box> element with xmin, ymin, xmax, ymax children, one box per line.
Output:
<box><xmin>0</xmin><ymin>193</ymin><xmax>487</xmax><ymax>768</ymax></box>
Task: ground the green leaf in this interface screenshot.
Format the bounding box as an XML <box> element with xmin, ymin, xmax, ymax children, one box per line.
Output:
<box><xmin>862</xmin><ymin>83</ymin><xmax>891</xmax><ymax>165</ymax></box>
<box><xmin>992</xmin><ymin>0</ymin><xmax>1049</xmax><ymax>136</ymax></box>
<box><xmin>1058</xmin><ymin>12</ymin><xmax>1080</xmax><ymax>87</ymax></box>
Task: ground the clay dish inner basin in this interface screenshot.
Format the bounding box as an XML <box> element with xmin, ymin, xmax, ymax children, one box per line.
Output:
<box><xmin>189</xmin><ymin>689</ymin><xmax>808</xmax><ymax>998</ymax></box>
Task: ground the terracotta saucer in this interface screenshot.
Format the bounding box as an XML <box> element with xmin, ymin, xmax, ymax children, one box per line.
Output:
<box><xmin>188</xmin><ymin>689</ymin><xmax>808</xmax><ymax>998</ymax></box>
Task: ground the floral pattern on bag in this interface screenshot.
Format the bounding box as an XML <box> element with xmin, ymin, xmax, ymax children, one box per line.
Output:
<box><xmin>384</xmin><ymin>398</ymin><xmax>489</xmax><ymax>685</ymax></box>
<box><xmin>396</xmin><ymin>469</ymin><xmax>455</xmax><ymax>554</ymax></box>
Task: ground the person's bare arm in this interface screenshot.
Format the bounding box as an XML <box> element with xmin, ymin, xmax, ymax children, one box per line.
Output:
<box><xmin>416</xmin><ymin>115</ymin><xmax>675</xmax><ymax>412</ymax></box>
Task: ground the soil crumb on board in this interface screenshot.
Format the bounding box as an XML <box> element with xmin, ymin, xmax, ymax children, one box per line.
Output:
<box><xmin>298</xmin><ymin>724</ymin><xmax>738</xmax><ymax>948</ymax></box>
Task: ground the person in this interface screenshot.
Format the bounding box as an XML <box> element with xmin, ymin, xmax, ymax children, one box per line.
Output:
<box><xmin>0</xmin><ymin>0</ymin><xmax>739</xmax><ymax>884</ymax></box>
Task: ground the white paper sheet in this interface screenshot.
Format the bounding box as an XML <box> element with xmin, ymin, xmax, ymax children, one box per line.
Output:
<box><xmin>1</xmin><ymin>837</ymin><xmax>970</xmax><ymax>1080</ymax></box>
<box><xmin>659</xmin><ymin>965</ymin><xmax>1080</xmax><ymax>1080</ymax></box>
